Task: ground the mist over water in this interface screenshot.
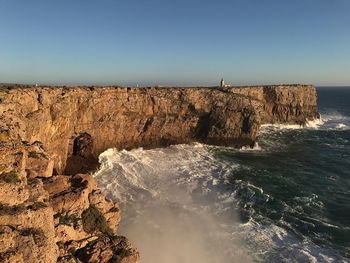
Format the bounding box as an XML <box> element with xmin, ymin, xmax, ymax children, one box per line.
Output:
<box><xmin>94</xmin><ymin>145</ymin><xmax>252</xmax><ymax>263</ymax></box>
<box><xmin>94</xmin><ymin>87</ymin><xmax>350</xmax><ymax>262</ymax></box>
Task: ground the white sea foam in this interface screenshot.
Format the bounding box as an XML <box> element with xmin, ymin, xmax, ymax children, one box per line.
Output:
<box><xmin>239</xmin><ymin>218</ymin><xmax>345</xmax><ymax>263</ymax></box>
<box><xmin>321</xmin><ymin>110</ymin><xmax>347</xmax><ymax>122</ymax></box>
<box><xmin>94</xmin><ymin>143</ymin><xmax>343</xmax><ymax>263</ymax></box>
<box><xmin>94</xmin><ymin>143</ymin><xmax>252</xmax><ymax>263</ymax></box>
<box><xmin>260</xmin><ymin>123</ymin><xmax>302</xmax><ymax>130</ymax></box>
<box><xmin>318</xmin><ymin>111</ymin><xmax>350</xmax><ymax>131</ymax></box>
<box><xmin>305</xmin><ymin>117</ymin><xmax>325</xmax><ymax>128</ymax></box>
<box><xmin>261</xmin><ymin>117</ymin><xmax>324</xmax><ymax>132</ymax></box>
<box><xmin>240</xmin><ymin>142</ymin><xmax>262</xmax><ymax>152</ymax></box>
<box><xmin>260</xmin><ymin>112</ymin><xmax>350</xmax><ymax>133</ymax></box>
<box><xmin>336</xmin><ymin>123</ymin><xmax>350</xmax><ymax>130</ymax></box>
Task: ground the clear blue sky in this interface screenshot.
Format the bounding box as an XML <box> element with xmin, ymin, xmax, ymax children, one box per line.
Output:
<box><xmin>0</xmin><ymin>0</ymin><xmax>349</xmax><ymax>86</ymax></box>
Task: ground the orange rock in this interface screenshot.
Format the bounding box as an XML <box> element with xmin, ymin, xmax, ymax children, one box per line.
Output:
<box><xmin>0</xmin><ymin>84</ymin><xmax>319</xmax><ymax>263</ymax></box>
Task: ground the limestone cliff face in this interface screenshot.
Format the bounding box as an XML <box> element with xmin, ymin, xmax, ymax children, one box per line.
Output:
<box><xmin>0</xmin><ymin>84</ymin><xmax>319</xmax><ymax>262</ymax></box>
<box><xmin>0</xmin><ymin>84</ymin><xmax>318</xmax><ymax>174</ymax></box>
<box><xmin>0</xmin><ymin>110</ymin><xmax>139</xmax><ymax>262</ymax></box>
<box><xmin>226</xmin><ymin>85</ymin><xmax>319</xmax><ymax>124</ymax></box>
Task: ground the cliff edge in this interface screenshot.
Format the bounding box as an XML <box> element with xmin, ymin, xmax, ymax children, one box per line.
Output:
<box><xmin>0</xmin><ymin>84</ymin><xmax>319</xmax><ymax>262</ymax></box>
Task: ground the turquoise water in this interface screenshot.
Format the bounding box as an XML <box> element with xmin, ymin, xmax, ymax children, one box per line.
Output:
<box><xmin>95</xmin><ymin>87</ymin><xmax>350</xmax><ymax>262</ymax></box>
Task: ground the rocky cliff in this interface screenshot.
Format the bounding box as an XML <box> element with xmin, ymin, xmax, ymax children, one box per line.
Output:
<box><xmin>0</xmin><ymin>84</ymin><xmax>319</xmax><ymax>262</ymax></box>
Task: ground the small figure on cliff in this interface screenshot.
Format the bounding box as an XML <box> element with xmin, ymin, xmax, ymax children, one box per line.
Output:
<box><xmin>220</xmin><ymin>78</ymin><xmax>225</xmax><ymax>87</ymax></box>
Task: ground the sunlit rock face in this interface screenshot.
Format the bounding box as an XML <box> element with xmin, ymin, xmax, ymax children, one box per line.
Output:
<box><xmin>0</xmin><ymin>84</ymin><xmax>318</xmax><ymax>262</ymax></box>
<box><xmin>0</xmin><ymin>84</ymin><xmax>318</xmax><ymax>174</ymax></box>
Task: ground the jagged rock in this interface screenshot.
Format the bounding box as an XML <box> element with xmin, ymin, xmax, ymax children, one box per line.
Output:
<box><xmin>0</xmin><ymin>226</ymin><xmax>16</xmax><ymax>253</ymax></box>
<box><xmin>0</xmin><ymin>84</ymin><xmax>319</xmax><ymax>262</ymax></box>
<box><xmin>88</xmin><ymin>189</ymin><xmax>121</xmax><ymax>234</ymax></box>
<box><xmin>0</xmin><ymin>204</ymin><xmax>57</xmax><ymax>263</ymax></box>
<box><xmin>75</xmin><ymin>236</ymin><xmax>140</xmax><ymax>263</ymax></box>
<box><xmin>26</xmin><ymin>145</ymin><xmax>54</xmax><ymax>179</ymax></box>
<box><xmin>42</xmin><ymin>173</ymin><xmax>122</xmax><ymax>252</ymax></box>
<box><xmin>54</xmin><ymin>223</ymin><xmax>90</xmax><ymax>244</ymax></box>
<box><xmin>42</xmin><ymin>175</ymin><xmax>71</xmax><ymax>197</ymax></box>
<box><xmin>0</xmin><ymin>137</ymin><xmax>58</xmax><ymax>262</ymax></box>
<box><xmin>27</xmin><ymin>178</ymin><xmax>50</xmax><ymax>203</ymax></box>
<box><xmin>0</xmin><ymin>250</ymin><xmax>25</xmax><ymax>263</ymax></box>
<box><xmin>44</xmin><ymin>174</ymin><xmax>97</xmax><ymax>215</ymax></box>
<box><xmin>56</xmin><ymin>237</ymin><xmax>98</xmax><ymax>262</ymax></box>
<box><xmin>0</xmin><ymin>182</ymin><xmax>29</xmax><ymax>207</ymax></box>
<box><xmin>0</xmin><ymin>144</ymin><xmax>29</xmax><ymax>206</ymax></box>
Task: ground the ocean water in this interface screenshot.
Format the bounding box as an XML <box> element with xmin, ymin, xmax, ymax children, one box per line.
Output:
<box><xmin>94</xmin><ymin>87</ymin><xmax>350</xmax><ymax>263</ymax></box>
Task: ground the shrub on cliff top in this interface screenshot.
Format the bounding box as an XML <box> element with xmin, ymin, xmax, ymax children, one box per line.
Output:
<box><xmin>55</xmin><ymin>212</ymin><xmax>79</xmax><ymax>228</ymax></box>
<box><xmin>28</xmin><ymin>151</ymin><xmax>49</xmax><ymax>160</ymax></box>
<box><xmin>20</xmin><ymin>228</ymin><xmax>46</xmax><ymax>247</ymax></box>
<box><xmin>0</xmin><ymin>203</ymin><xmax>26</xmax><ymax>215</ymax></box>
<box><xmin>0</xmin><ymin>171</ymin><xmax>20</xmax><ymax>184</ymax></box>
<box><xmin>111</xmin><ymin>248</ymin><xmax>131</xmax><ymax>263</ymax></box>
<box><xmin>82</xmin><ymin>205</ymin><xmax>113</xmax><ymax>236</ymax></box>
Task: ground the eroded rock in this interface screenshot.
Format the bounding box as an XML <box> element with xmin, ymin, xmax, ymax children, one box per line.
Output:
<box><xmin>0</xmin><ymin>85</ymin><xmax>319</xmax><ymax>174</ymax></box>
<box><xmin>0</xmin><ymin>84</ymin><xmax>319</xmax><ymax>262</ymax></box>
<box><xmin>75</xmin><ymin>236</ymin><xmax>140</xmax><ymax>263</ymax></box>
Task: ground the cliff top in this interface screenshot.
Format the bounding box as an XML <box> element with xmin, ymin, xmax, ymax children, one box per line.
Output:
<box><xmin>0</xmin><ymin>83</ymin><xmax>314</xmax><ymax>91</ymax></box>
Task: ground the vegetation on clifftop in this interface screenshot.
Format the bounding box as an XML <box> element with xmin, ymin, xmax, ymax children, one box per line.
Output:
<box><xmin>82</xmin><ymin>205</ymin><xmax>113</xmax><ymax>236</ymax></box>
<box><xmin>0</xmin><ymin>171</ymin><xmax>20</xmax><ymax>184</ymax></box>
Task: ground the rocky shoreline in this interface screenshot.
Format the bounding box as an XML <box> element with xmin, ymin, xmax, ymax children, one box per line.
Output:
<box><xmin>0</xmin><ymin>84</ymin><xmax>319</xmax><ymax>262</ymax></box>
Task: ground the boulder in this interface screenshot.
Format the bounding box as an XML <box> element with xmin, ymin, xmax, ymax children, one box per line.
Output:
<box><xmin>75</xmin><ymin>236</ymin><xmax>140</xmax><ymax>263</ymax></box>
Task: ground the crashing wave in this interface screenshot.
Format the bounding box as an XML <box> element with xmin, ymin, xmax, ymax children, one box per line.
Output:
<box><xmin>94</xmin><ymin>144</ymin><xmax>252</xmax><ymax>263</ymax></box>
<box><xmin>240</xmin><ymin>142</ymin><xmax>262</xmax><ymax>152</ymax></box>
<box><xmin>260</xmin><ymin>117</ymin><xmax>324</xmax><ymax>131</ymax></box>
<box><xmin>260</xmin><ymin>112</ymin><xmax>350</xmax><ymax>132</ymax></box>
<box><xmin>93</xmin><ymin>142</ymin><xmax>347</xmax><ymax>262</ymax></box>
<box><xmin>305</xmin><ymin>117</ymin><xmax>325</xmax><ymax>128</ymax></box>
<box><xmin>260</xmin><ymin>123</ymin><xmax>302</xmax><ymax>130</ymax></box>
<box><xmin>335</xmin><ymin>123</ymin><xmax>350</xmax><ymax>130</ymax></box>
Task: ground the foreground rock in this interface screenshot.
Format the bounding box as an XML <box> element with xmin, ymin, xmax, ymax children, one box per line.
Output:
<box><xmin>0</xmin><ymin>141</ymin><xmax>139</xmax><ymax>262</ymax></box>
<box><xmin>74</xmin><ymin>236</ymin><xmax>139</xmax><ymax>263</ymax></box>
<box><xmin>0</xmin><ymin>84</ymin><xmax>318</xmax><ymax>262</ymax></box>
<box><xmin>0</xmin><ymin>125</ymin><xmax>58</xmax><ymax>262</ymax></box>
<box><xmin>0</xmin><ymin>111</ymin><xmax>139</xmax><ymax>262</ymax></box>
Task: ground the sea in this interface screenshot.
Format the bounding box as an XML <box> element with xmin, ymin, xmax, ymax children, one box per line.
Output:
<box><xmin>94</xmin><ymin>87</ymin><xmax>350</xmax><ymax>263</ymax></box>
